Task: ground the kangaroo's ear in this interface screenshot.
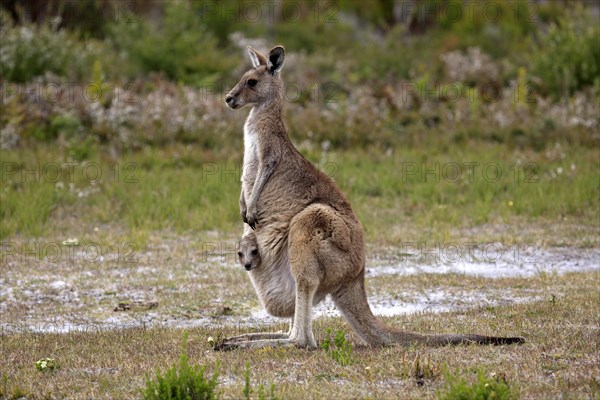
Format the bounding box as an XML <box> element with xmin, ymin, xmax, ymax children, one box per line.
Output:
<box><xmin>268</xmin><ymin>46</ymin><xmax>285</xmax><ymax>75</ymax></box>
<box><xmin>247</xmin><ymin>46</ymin><xmax>267</xmax><ymax>68</ymax></box>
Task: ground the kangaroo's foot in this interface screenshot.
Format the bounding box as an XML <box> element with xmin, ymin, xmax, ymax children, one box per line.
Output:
<box><xmin>214</xmin><ymin>337</ymin><xmax>318</xmax><ymax>351</ymax></box>
<box><xmin>215</xmin><ymin>338</ymin><xmax>299</xmax><ymax>351</ymax></box>
<box><xmin>214</xmin><ymin>331</ymin><xmax>317</xmax><ymax>351</ymax></box>
<box><xmin>218</xmin><ymin>332</ymin><xmax>289</xmax><ymax>344</ymax></box>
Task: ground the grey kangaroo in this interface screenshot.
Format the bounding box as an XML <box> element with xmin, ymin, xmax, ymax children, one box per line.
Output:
<box><xmin>218</xmin><ymin>45</ymin><xmax>524</xmax><ymax>350</ymax></box>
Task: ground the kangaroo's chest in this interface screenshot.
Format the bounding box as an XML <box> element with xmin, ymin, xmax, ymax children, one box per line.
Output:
<box><xmin>242</xmin><ymin>121</ymin><xmax>259</xmax><ymax>195</ymax></box>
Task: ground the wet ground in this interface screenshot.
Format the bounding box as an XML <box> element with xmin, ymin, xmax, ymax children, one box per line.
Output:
<box><xmin>1</xmin><ymin>237</ymin><xmax>598</xmax><ymax>334</ymax></box>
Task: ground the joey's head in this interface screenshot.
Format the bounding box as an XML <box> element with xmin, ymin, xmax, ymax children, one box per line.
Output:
<box><xmin>225</xmin><ymin>46</ymin><xmax>285</xmax><ymax>109</ymax></box>
<box><xmin>237</xmin><ymin>232</ymin><xmax>261</xmax><ymax>271</ymax></box>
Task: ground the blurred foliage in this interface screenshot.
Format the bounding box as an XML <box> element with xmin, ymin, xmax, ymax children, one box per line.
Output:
<box><xmin>0</xmin><ymin>1</ymin><xmax>597</xmax><ymax>251</ymax></box>
<box><xmin>0</xmin><ymin>0</ymin><xmax>598</xmax><ymax>152</ymax></box>
<box><xmin>0</xmin><ymin>12</ymin><xmax>98</xmax><ymax>82</ymax></box>
<box><xmin>108</xmin><ymin>1</ymin><xmax>235</xmax><ymax>86</ymax></box>
<box><xmin>436</xmin><ymin>0</ymin><xmax>537</xmax><ymax>58</ymax></box>
<box><xmin>532</xmin><ymin>6</ymin><xmax>600</xmax><ymax>97</ymax></box>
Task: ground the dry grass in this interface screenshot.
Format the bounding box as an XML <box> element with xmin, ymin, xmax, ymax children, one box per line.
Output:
<box><xmin>1</xmin><ymin>254</ymin><xmax>598</xmax><ymax>399</ymax></box>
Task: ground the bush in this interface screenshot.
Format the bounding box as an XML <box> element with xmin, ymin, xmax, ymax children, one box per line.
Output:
<box><xmin>532</xmin><ymin>6</ymin><xmax>600</xmax><ymax>97</ymax></box>
<box><xmin>0</xmin><ymin>12</ymin><xmax>74</xmax><ymax>82</ymax></box>
<box><xmin>320</xmin><ymin>328</ymin><xmax>353</xmax><ymax>366</ymax></box>
<box><xmin>437</xmin><ymin>369</ymin><xmax>517</xmax><ymax>400</ymax></box>
<box><xmin>437</xmin><ymin>0</ymin><xmax>535</xmax><ymax>59</ymax></box>
<box><xmin>142</xmin><ymin>333</ymin><xmax>220</xmax><ymax>400</ymax></box>
<box><xmin>0</xmin><ymin>10</ymin><xmax>104</xmax><ymax>82</ymax></box>
<box><xmin>109</xmin><ymin>1</ymin><xmax>235</xmax><ymax>86</ymax></box>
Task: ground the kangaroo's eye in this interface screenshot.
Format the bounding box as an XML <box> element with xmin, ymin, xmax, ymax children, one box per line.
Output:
<box><xmin>247</xmin><ymin>79</ymin><xmax>258</xmax><ymax>88</ymax></box>
<box><xmin>251</xmin><ymin>249</ymin><xmax>258</xmax><ymax>256</ymax></box>
<box><xmin>237</xmin><ymin>252</ymin><xmax>243</xmax><ymax>257</ymax></box>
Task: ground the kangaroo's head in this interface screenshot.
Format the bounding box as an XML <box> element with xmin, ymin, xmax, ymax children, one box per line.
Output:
<box><xmin>238</xmin><ymin>233</ymin><xmax>261</xmax><ymax>271</ymax></box>
<box><xmin>225</xmin><ymin>45</ymin><xmax>285</xmax><ymax>109</ymax></box>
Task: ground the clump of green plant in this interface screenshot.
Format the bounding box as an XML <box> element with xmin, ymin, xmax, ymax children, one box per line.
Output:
<box><xmin>243</xmin><ymin>362</ymin><xmax>251</xmax><ymax>400</ymax></box>
<box><xmin>437</xmin><ymin>369</ymin><xmax>517</xmax><ymax>400</ymax></box>
<box><xmin>0</xmin><ymin>9</ymin><xmax>101</xmax><ymax>82</ymax></box>
<box><xmin>109</xmin><ymin>1</ymin><xmax>234</xmax><ymax>86</ymax></box>
<box><xmin>0</xmin><ymin>375</ymin><xmax>29</xmax><ymax>400</ymax></box>
<box><xmin>242</xmin><ymin>362</ymin><xmax>277</xmax><ymax>400</ymax></box>
<box><xmin>532</xmin><ymin>6</ymin><xmax>600</xmax><ymax>97</ymax></box>
<box><xmin>142</xmin><ymin>333</ymin><xmax>220</xmax><ymax>400</ymax></box>
<box><xmin>34</xmin><ymin>358</ymin><xmax>59</xmax><ymax>372</ymax></box>
<box><xmin>320</xmin><ymin>328</ymin><xmax>353</xmax><ymax>366</ymax></box>
<box><xmin>410</xmin><ymin>354</ymin><xmax>437</xmax><ymax>386</ymax></box>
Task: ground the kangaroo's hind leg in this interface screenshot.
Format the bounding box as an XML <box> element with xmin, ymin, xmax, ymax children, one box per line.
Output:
<box><xmin>215</xmin><ymin>205</ymin><xmax>351</xmax><ymax>350</ymax></box>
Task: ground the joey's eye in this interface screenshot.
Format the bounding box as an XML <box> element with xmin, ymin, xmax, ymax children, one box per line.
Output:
<box><xmin>247</xmin><ymin>79</ymin><xmax>257</xmax><ymax>88</ymax></box>
<box><xmin>237</xmin><ymin>252</ymin><xmax>243</xmax><ymax>257</ymax></box>
<box><xmin>251</xmin><ymin>249</ymin><xmax>258</xmax><ymax>256</ymax></box>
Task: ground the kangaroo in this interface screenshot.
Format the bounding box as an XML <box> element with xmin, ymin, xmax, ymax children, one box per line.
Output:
<box><xmin>218</xmin><ymin>45</ymin><xmax>524</xmax><ymax>351</ymax></box>
<box><xmin>238</xmin><ymin>232</ymin><xmax>261</xmax><ymax>271</ymax></box>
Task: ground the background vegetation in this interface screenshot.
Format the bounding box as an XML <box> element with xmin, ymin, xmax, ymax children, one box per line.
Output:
<box><xmin>1</xmin><ymin>0</ymin><xmax>598</xmax><ymax>241</ymax></box>
<box><xmin>0</xmin><ymin>1</ymin><xmax>598</xmax><ymax>399</ymax></box>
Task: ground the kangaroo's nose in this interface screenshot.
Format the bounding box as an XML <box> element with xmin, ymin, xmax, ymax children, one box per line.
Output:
<box><xmin>225</xmin><ymin>95</ymin><xmax>233</xmax><ymax>104</ymax></box>
<box><xmin>244</xmin><ymin>263</ymin><xmax>252</xmax><ymax>271</ymax></box>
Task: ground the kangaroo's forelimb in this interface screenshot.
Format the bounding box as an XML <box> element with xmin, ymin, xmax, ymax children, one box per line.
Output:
<box><xmin>245</xmin><ymin>153</ymin><xmax>278</xmax><ymax>229</ymax></box>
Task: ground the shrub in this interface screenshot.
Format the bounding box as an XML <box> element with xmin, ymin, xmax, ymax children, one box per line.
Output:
<box><xmin>437</xmin><ymin>369</ymin><xmax>517</xmax><ymax>400</ymax></box>
<box><xmin>320</xmin><ymin>328</ymin><xmax>353</xmax><ymax>366</ymax></box>
<box><xmin>436</xmin><ymin>0</ymin><xmax>535</xmax><ymax>59</ymax></box>
<box><xmin>0</xmin><ymin>12</ymin><xmax>75</xmax><ymax>82</ymax></box>
<box><xmin>532</xmin><ymin>6</ymin><xmax>600</xmax><ymax>97</ymax></box>
<box><xmin>0</xmin><ymin>10</ymin><xmax>104</xmax><ymax>82</ymax></box>
<box><xmin>109</xmin><ymin>1</ymin><xmax>235</xmax><ymax>86</ymax></box>
<box><xmin>354</xmin><ymin>25</ymin><xmax>416</xmax><ymax>81</ymax></box>
<box><xmin>142</xmin><ymin>333</ymin><xmax>220</xmax><ymax>400</ymax></box>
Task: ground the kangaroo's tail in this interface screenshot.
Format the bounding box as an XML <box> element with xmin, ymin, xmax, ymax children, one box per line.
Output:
<box><xmin>331</xmin><ymin>274</ymin><xmax>524</xmax><ymax>347</ymax></box>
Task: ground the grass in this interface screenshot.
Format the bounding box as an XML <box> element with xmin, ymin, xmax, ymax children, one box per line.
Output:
<box><xmin>142</xmin><ymin>333</ymin><xmax>220</xmax><ymax>400</ymax></box>
<box><xmin>1</xmin><ymin>141</ymin><xmax>598</xmax><ymax>244</ymax></box>
<box><xmin>1</xmin><ymin>270</ymin><xmax>598</xmax><ymax>399</ymax></box>
<box><xmin>1</xmin><ymin>120</ymin><xmax>598</xmax><ymax>400</ymax></box>
<box><xmin>321</xmin><ymin>328</ymin><xmax>353</xmax><ymax>366</ymax></box>
<box><xmin>437</xmin><ymin>368</ymin><xmax>516</xmax><ymax>400</ymax></box>
<box><xmin>1</xmin><ymin>3</ymin><xmax>598</xmax><ymax>398</ymax></box>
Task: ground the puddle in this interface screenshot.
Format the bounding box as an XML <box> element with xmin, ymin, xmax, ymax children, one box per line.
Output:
<box><xmin>366</xmin><ymin>246</ymin><xmax>600</xmax><ymax>279</ymax></box>
<box><xmin>1</xmin><ymin>245</ymin><xmax>597</xmax><ymax>334</ymax></box>
<box><xmin>249</xmin><ymin>288</ymin><xmax>541</xmax><ymax>323</ymax></box>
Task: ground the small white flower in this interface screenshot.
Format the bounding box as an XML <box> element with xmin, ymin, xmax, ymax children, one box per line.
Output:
<box><xmin>62</xmin><ymin>238</ymin><xmax>79</xmax><ymax>246</ymax></box>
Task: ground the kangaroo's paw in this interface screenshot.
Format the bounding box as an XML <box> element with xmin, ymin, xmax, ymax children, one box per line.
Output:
<box><xmin>245</xmin><ymin>207</ymin><xmax>258</xmax><ymax>229</ymax></box>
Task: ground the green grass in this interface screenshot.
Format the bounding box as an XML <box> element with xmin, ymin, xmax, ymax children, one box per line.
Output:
<box><xmin>1</xmin><ymin>141</ymin><xmax>598</xmax><ymax>244</ymax></box>
<box><xmin>320</xmin><ymin>328</ymin><xmax>353</xmax><ymax>366</ymax></box>
<box><xmin>437</xmin><ymin>368</ymin><xmax>516</xmax><ymax>400</ymax></box>
<box><xmin>142</xmin><ymin>333</ymin><xmax>220</xmax><ymax>400</ymax></box>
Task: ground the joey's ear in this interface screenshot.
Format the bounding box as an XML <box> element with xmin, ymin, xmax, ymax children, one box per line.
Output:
<box><xmin>247</xmin><ymin>46</ymin><xmax>267</xmax><ymax>67</ymax></box>
<box><xmin>268</xmin><ymin>46</ymin><xmax>285</xmax><ymax>74</ymax></box>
